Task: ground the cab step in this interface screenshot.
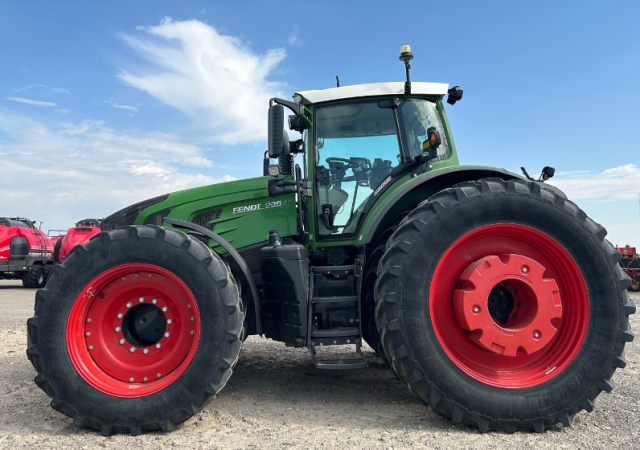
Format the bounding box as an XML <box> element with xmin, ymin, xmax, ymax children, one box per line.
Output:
<box><xmin>307</xmin><ymin>262</ymin><xmax>367</xmax><ymax>369</ymax></box>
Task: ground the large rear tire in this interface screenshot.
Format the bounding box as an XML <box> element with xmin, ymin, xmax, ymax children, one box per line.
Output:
<box><xmin>26</xmin><ymin>225</ymin><xmax>243</xmax><ymax>435</ymax></box>
<box><xmin>362</xmin><ymin>225</ymin><xmax>398</xmax><ymax>365</ymax></box>
<box><xmin>375</xmin><ymin>178</ymin><xmax>635</xmax><ymax>432</ymax></box>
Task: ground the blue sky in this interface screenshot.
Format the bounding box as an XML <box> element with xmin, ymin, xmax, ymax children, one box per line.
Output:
<box><xmin>1</xmin><ymin>0</ymin><xmax>639</xmax><ymax>245</ymax></box>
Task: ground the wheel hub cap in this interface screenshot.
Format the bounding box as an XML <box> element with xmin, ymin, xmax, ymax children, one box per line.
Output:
<box><xmin>454</xmin><ymin>254</ymin><xmax>563</xmax><ymax>356</ymax></box>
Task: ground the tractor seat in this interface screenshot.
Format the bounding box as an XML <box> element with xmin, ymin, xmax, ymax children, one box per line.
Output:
<box><xmin>327</xmin><ymin>186</ymin><xmax>348</xmax><ymax>214</ymax></box>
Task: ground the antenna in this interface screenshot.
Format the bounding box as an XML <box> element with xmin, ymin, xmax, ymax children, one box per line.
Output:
<box><xmin>336</xmin><ymin>76</ymin><xmax>340</xmax><ymax>87</ymax></box>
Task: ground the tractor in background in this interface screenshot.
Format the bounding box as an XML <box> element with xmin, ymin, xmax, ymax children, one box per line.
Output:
<box><xmin>616</xmin><ymin>245</ymin><xmax>640</xmax><ymax>292</ymax></box>
<box><xmin>0</xmin><ymin>217</ymin><xmax>53</xmax><ymax>288</ymax></box>
<box><xmin>28</xmin><ymin>46</ymin><xmax>634</xmax><ymax>435</ymax></box>
<box><xmin>53</xmin><ymin>219</ymin><xmax>102</xmax><ymax>263</ymax></box>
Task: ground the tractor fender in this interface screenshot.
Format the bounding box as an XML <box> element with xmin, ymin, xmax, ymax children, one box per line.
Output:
<box><xmin>163</xmin><ymin>218</ymin><xmax>262</xmax><ymax>335</ymax></box>
<box><xmin>362</xmin><ymin>165</ymin><xmax>567</xmax><ymax>246</ymax></box>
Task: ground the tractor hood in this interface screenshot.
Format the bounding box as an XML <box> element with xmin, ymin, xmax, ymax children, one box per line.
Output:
<box><xmin>103</xmin><ymin>176</ymin><xmax>297</xmax><ymax>252</ymax></box>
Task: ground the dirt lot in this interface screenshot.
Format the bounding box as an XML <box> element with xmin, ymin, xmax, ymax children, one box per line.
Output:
<box><xmin>0</xmin><ymin>280</ymin><xmax>638</xmax><ymax>450</ymax></box>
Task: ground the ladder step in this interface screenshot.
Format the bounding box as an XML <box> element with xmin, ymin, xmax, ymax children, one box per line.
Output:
<box><xmin>312</xmin><ymin>327</ymin><xmax>359</xmax><ymax>338</ymax></box>
<box><xmin>311</xmin><ymin>265</ymin><xmax>356</xmax><ymax>274</ymax></box>
<box><xmin>315</xmin><ymin>359</ymin><xmax>368</xmax><ymax>370</ymax></box>
<box><xmin>311</xmin><ymin>295</ymin><xmax>357</xmax><ymax>304</ymax></box>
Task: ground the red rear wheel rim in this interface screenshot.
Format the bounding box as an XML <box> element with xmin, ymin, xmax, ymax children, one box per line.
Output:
<box><xmin>67</xmin><ymin>263</ymin><xmax>201</xmax><ymax>397</ymax></box>
<box><xmin>430</xmin><ymin>224</ymin><xmax>589</xmax><ymax>388</ymax></box>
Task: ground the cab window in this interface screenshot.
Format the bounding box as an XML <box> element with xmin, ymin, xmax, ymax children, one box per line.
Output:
<box><xmin>314</xmin><ymin>101</ymin><xmax>400</xmax><ymax>238</ymax></box>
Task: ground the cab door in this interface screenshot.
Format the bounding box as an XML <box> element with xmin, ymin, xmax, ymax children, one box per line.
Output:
<box><xmin>312</xmin><ymin>100</ymin><xmax>401</xmax><ymax>241</ymax></box>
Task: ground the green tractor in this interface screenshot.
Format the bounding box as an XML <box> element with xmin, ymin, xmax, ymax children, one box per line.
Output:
<box><xmin>27</xmin><ymin>46</ymin><xmax>634</xmax><ymax>435</ymax></box>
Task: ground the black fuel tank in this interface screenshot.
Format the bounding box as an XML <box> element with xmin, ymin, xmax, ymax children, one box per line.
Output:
<box><xmin>260</xmin><ymin>244</ymin><xmax>309</xmax><ymax>347</ymax></box>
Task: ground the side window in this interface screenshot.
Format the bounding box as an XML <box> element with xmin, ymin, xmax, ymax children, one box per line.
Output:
<box><xmin>398</xmin><ymin>99</ymin><xmax>449</xmax><ymax>160</ymax></box>
<box><xmin>315</xmin><ymin>101</ymin><xmax>400</xmax><ymax>238</ymax></box>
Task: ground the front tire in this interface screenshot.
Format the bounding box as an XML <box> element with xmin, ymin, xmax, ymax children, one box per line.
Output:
<box><xmin>27</xmin><ymin>225</ymin><xmax>243</xmax><ymax>435</ymax></box>
<box><xmin>375</xmin><ymin>178</ymin><xmax>635</xmax><ymax>432</ymax></box>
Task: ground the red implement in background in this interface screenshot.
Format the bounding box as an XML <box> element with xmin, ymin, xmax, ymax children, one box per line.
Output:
<box><xmin>0</xmin><ymin>217</ymin><xmax>53</xmax><ymax>287</ymax></box>
<box><xmin>616</xmin><ymin>245</ymin><xmax>640</xmax><ymax>292</ymax></box>
<box><xmin>54</xmin><ymin>219</ymin><xmax>102</xmax><ymax>263</ymax></box>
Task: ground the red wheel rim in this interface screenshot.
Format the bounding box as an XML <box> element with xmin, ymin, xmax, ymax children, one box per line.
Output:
<box><xmin>430</xmin><ymin>224</ymin><xmax>589</xmax><ymax>388</ymax></box>
<box><xmin>67</xmin><ymin>264</ymin><xmax>201</xmax><ymax>397</ymax></box>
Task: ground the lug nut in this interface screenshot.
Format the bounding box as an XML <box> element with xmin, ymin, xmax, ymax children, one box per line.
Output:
<box><xmin>162</xmin><ymin>306</ymin><xmax>167</xmax><ymax>312</ymax></box>
<box><xmin>156</xmin><ymin>343</ymin><xmax>162</xmax><ymax>349</ymax></box>
<box><xmin>164</xmin><ymin>332</ymin><xmax>170</xmax><ymax>338</ymax></box>
<box><xmin>521</xmin><ymin>265</ymin><xmax>529</xmax><ymax>274</ymax></box>
<box><xmin>86</xmin><ymin>318</ymin><xmax>91</xmax><ymax>323</ymax></box>
<box><xmin>130</xmin><ymin>377</ymin><xmax>134</xmax><ymax>382</ymax></box>
<box><xmin>135</xmin><ymin>273</ymin><xmax>139</xmax><ymax>277</ymax></box>
<box><xmin>167</xmin><ymin>319</ymin><xmax>172</xmax><ymax>324</ymax></box>
<box><xmin>118</xmin><ymin>313</ymin><xmax>123</xmax><ymax>319</ymax></box>
<box><xmin>191</xmin><ymin>316</ymin><xmax>194</xmax><ymax>321</ymax></box>
<box><xmin>533</xmin><ymin>331</ymin><xmax>541</xmax><ymax>339</ymax></box>
<box><xmin>473</xmin><ymin>306</ymin><xmax>480</xmax><ymax>313</ymax></box>
<box><xmin>188</xmin><ymin>304</ymin><xmax>192</xmax><ymax>309</ymax></box>
<box><xmin>130</xmin><ymin>347</ymin><xmax>135</xmax><ymax>353</ymax></box>
<box><xmin>157</xmin><ymin>373</ymin><xmax>161</xmax><ymax>378</ymax></box>
<box><xmin>121</xmin><ymin>277</ymin><xmax>126</xmax><ymax>281</ymax></box>
<box><xmin>126</xmin><ymin>302</ymin><xmax>132</xmax><ymax>308</ymax></box>
<box><xmin>88</xmin><ymin>345</ymin><xmax>93</xmax><ymax>350</ymax></box>
<box><xmin>149</xmin><ymin>273</ymin><xmax>152</xmax><ymax>277</ymax></box>
<box><xmin>119</xmin><ymin>339</ymin><xmax>125</xmax><ymax>345</ymax></box>
<box><xmin>143</xmin><ymin>377</ymin><xmax>148</xmax><ymax>382</ymax></box>
<box><xmin>152</xmin><ymin>299</ymin><xmax>157</xmax><ymax>304</ymax></box>
<box><xmin>143</xmin><ymin>348</ymin><xmax>149</xmax><ymax>354</ymax></box>
<box><xmin>115</xmin><ymin>327</ymin><xmax>121</xmax><ymax>332</ymax></box>
<box><xmin>191</xmin><ymin>330</ymin><xmax>194</xmax><ymax>335</ymax></box>
<box><xmin>139</xmin><ymin>297</ymin><xmax>144</xmax><ymax>303</ymax></box>
<box><xmin>86</xmin><ymin>332</ymin><xmax>91</xmax><ymax>336</ymax></box>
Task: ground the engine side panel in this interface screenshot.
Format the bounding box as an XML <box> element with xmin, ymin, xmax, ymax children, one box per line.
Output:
<box><xmin>129</xmin><ymin>176</ymin><xmax>297</xmax><ymax>253</ymax></box>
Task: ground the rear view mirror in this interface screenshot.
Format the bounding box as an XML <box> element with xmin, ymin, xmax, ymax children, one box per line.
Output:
<box><xmin>268</xmin><ymin>104</ymin><xmax>289</xmax><ymax>158</ymax></box>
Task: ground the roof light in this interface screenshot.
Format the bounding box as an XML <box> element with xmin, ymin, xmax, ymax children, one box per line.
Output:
<box><xmin>399</xmin><ymin>45</ymin><xmax>413</xmax><ymax>62</ymax></box>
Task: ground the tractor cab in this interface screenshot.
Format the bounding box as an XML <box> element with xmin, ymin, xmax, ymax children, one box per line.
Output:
<box><xmin>296</xmin><ymin>83</ymin><xmax>453</xmax><ymax>238</ymax></box>
<box><xmin>265</xmin><ymin>47</ymin><xmax>463</xmax><ymax>247</ymax></box>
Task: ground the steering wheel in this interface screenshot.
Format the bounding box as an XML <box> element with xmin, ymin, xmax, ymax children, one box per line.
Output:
<box><xmin>326</xmin><ymin>157</ymin><xmax>372</xmax><ymax>186</ymax></box>
<box><xmin>326</xmin><ymin>157</ymin><xmax>352</xmax><ymax>167</ymax></box>
<box><xmin>325</xmin><ymin>157</ymin><xmax>353</xmax><ymax>183</ymax></box>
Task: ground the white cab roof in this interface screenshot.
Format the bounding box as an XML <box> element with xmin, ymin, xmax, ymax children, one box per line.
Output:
<box><xmin>295</xmin><ymin>82</ymin><xmax>449</xmax><ymax>105</ymax></box>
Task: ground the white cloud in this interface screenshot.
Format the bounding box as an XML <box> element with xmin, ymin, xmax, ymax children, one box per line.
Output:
<box><xmin>111</xmin><ymin>103</ymin><xmax>138</xmax><ymax>112</ymax></box>
<box><xmin>288</xmin><ymin>26</ymin><xmax>302</xmax><ymax>46</ymax></box>
<box><xmin>53</xmin><ymin>108</ymin><xmax>70</xmax><ymax>114</ymax></box>
<box><xmin>118</xmin><ymin>17</ymin><xmax>288</xmax><ymax>144</ymax></box>
<box><xmin>0</xmin><ymin>109</ymin><xmax>234</xmax><ymax>230</ymax></box>
<box><xmin>6</xmin><ymin>97</ymin><xmax>57</xmax><ymax>107</ymax></box>
<box><xmin>552</xmin><ymin>164</ymin><xmax>640</xmax><ymax>200</ymax></box>
<box><xmin>14</xmin><ymin>84</ymin><xmax>71</xmax><ymax>95</ymax></box>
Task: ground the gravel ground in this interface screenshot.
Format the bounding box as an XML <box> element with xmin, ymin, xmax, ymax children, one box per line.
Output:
<box><xmin>0</xmin><ymin>279</ymin><xmax>638</xmax><ymax>450</ymax></box>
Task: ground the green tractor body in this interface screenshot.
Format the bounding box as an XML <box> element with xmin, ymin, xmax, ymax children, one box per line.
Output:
<box><xmin>28</xmin><ymin>47</ymin><xmax>634</xmax><ymax>435</ymax></box>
